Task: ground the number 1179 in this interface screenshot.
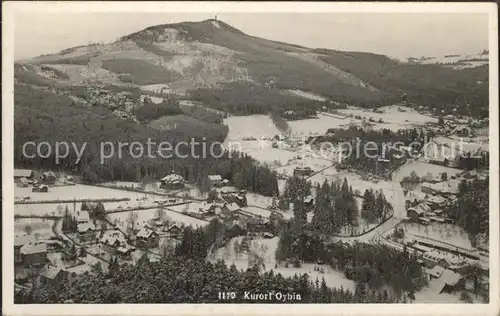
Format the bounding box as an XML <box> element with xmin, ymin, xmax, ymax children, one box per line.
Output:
<box><xmin>218</xmin><ymin>292</ymin><xmax>236</xmax><ymax>300</ymax></box>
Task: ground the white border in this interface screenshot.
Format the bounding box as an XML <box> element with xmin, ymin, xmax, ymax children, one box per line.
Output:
<box><xmin>2</xmin><ymin>2</ymin><xmax>499</xmax><ymax>316</ymax></box>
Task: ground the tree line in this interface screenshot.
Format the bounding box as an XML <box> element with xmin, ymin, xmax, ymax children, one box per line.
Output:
<box><xmin>188</xmin><ymin>82</ymin><xmax>325</xmax><ymax>118</ymax></box>
<box><xmin>447</xmin><ymin>178</ymin><xmax>489</xmax><ymax>240</ymax></box>
<box><xmin>16</xmin><ymin>218</ymin><xmax>399</xmax><ymax>304</ymax></box>
<box><xmin>361</xmin><ymin>189</ymin><xmax>393</xmax><ymax>224</ymax></box>
<box><xmin>14</xmin><ymin>85</ymin><xmax>279</xmax><ymax>197</ymax></box>
<box><xmin>311</xmin><ymin>178</ymin><xmax>359</xmax><ymax>234</ymax></box>
<box><xmin>275</xmin><ymin>223</ymin><xmax>428</xmax><ymax>302</ymax></box>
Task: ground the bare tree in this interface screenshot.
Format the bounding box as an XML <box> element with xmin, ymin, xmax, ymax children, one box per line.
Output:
<box><xmin>24</xmin><ymin>225</ymin><xmax>33</xmax><ymax>235</ymax></box>
<box><xmin>126</xmin><ymin>211</ymin><xmax>138</xmax><ymax>233</ymax></box>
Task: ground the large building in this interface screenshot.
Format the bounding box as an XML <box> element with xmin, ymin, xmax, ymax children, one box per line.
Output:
<box><xmin>160</xmin><ymin>172</ymin><xmax>185</xmax><ymax>190</ymax></box>
<box><xmin>20</xmin><ymin>242</ymin><xmax>48</xmax><ymax>266</ymax></box>
<box><xmin>135</xmin><ymin>227</ymin><xmax>160</xmax><ymax>249</ymax></box>
<box><xmin>40</xmin><ymin>171</ymin><xmax>57</xmax><ymax>184</ymax></box>
<box><xmin>14</xmin><ymin>235</ymin><xmax>35</xmax><ymax>265</ymax></box>
<box><xmin>421</xmin><ymin>182</ymin><xmax>459</xmax><ymax>196</ymax></box>
<box><xmin>293</xmin><ymin>166</ymin><xmax>313</xmax><ymax>177</ymax></box>
<box><xmin>208</xmin><ymin>175</ymin><xmax>222</xmax><ymax>187</ymax></box>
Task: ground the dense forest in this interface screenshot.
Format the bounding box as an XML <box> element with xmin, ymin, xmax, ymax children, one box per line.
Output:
<box><xmin>17</xmin><ymin>220</ymin><xmax>399</xmax><ymax>304</ymax></box>
<box><xmin>447</xmin><ymin>178</ymin><xmax>489</xmax><ymax>240</ymax></box>
<box><xmin>311</xmin><ymin>178</ymin><xmax>359</xmax><ymax>234</ymax></box>
<box><xmin>188</xmin><ymin>82</ymin><xmax>326</xmax><ymax>118</ymax></box>
<box><xmin>360</xmin><ymin>189</ymin><xmax>393</xmax><ymax>224</ymax></box>
<box><xmin>14</xmin><ymin>85</ymin><xmax>278</xmax><ymax>197</ymax></box>
<box><xmin>134</xmin><ymin>96</ymin><xmax>184</xmax><ymax>123</ymax></box>
<box><xmin>276</xmin><ymin>223</ymin><xmax>427</xmax><ymax>301</ymax></box>
<box><xmin>15</xmin><ymin>256</ymin><xmax>398</xmax><ymax>303</ymax></box>
<box><xmin>316</xmin><ymin>49</ymin><xmax>489</xmax><ymax>118</ymax></box>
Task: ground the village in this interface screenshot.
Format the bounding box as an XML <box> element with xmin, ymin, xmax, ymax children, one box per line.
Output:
<box><xmin>13</xmin><ymin>96</ymin><xmax>490</xmax><ymax>303</ymax></box>
<box><xmin>13</xmin><ymin>168</ymin><xmax>287</xmax><ymax>289</ymax></box>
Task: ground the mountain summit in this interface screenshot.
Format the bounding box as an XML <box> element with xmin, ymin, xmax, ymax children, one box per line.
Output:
<box><xmin>16</xmin><ymin>19</ymin><xmax>487</xmax><ymax>110</ymax></box>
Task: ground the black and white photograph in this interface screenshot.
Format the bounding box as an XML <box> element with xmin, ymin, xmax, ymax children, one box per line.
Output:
<box><xmin>2</xmin><ymin>2</ymin><xmax>498</xmax><ymax>315</ymax></box>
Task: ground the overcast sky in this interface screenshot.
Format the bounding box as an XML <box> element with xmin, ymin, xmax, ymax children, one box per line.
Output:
<box><xmin>14</xmin><ymin>12</ymin><xmax>489</xmax><ymax>61</ymax></box>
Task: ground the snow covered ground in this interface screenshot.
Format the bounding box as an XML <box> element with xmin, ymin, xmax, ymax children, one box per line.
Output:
<box><xmin>246</xmin><ymin>193</ymin><xmax>273</xmax><ymax>209</ymax></box>
<box><xmin>401</xmin><ymin>222</ymin><xmax>474</xmax><ymax>251</ymax></box>
<box><xmin>413</xmin><ymin>274</ymin><xmax>463</xmax><ymax>303</ymax></box>
<box><xmin>433</xmin><ymin>136</ymin><xmax>489</xmax><ymax>153</ymax></box>
<box><xmin>14</xmin><ymin>218</ymin><xmax>54</xmax><ymax>239</ymax></box>
<box><xmin>287</xmin><ymin>113</ymin><xmax>351</xmax><ymax>136</ymax></box>
<box><xmin>392</xmin><ymin>160</ymin><xmax>463</xmax><ymax>183</ymax></box>
<box><xmin>224</xmin><ymin>115</ymin><xmax>281</xmax><ymax>141</ymax></box>
<box><xmin>14</xmin><ymin>184</ymin><xmax>167</xmax><ymax>217</ymax></box>
<box><xmin>107</xmin><ymin>204</ymin><xmax>208</xmax><ymax>230</ymax></box>
<box><xmin>337</xmin><ymin>105</ymin><xmax>437</xmax><ymax>132</ymax></box>
<box><xmin>229</xmin><ymin>140</ymin><xmax>298</xmax><ymax>167</ymax></box>
<box><xmin>287</xmin><ymin>89</ymin><xmax>329</xmax><ymax>102</ymax></box>
<box><xmin>210</xmin><ymin>236</ymin><xmax>356</xmax><ymax>291</ymax></box>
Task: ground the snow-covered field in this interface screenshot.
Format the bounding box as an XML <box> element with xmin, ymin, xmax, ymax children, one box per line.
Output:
<box><xmin>224</xmin><ymin>115</ymin><xmax>280</xmax><ymax>140</ymax></box>
<box><xmin>226</xmin><ymin>140</ymin><xmax>298</xmax><ymax>167</ymax></box>
<box><xmin>107</xmin><ymin>204</ymin><xmax>208</xmax><ymax>230</ymax></box>
<box><xmin>433</xmin><ymin>136</ymin><xmax>489</xmax><ymax>153</ymax></box>
<box><xmin>338</xmin><ymin>105</ymin><xmax>437</xmax><ymax>130</ymax></box>
<box><xmin>413</xmin><ymin>274</ymin><xmax>463</xmax><ymax>303</ymax></box>
<box><xmin>14</xmin><ymin>184</ymin><xmax>168</xmax><ymax>217</ymax></box>
<box><xmin>288</xmin><ymin>114</ymin><xmax>351</xmax><ymax>136</ymax></box>
<box><xmin>287</xmin><ymin>89</ymin><xmax>329</xmax><ymax>102</ymax></box>
<box><xmin>14</xmin><ymin>218</ymin><xmax>54</xmax><ymax>239</ymax></box>
<box><xmin>210</xmin><ymin>237</ymin><xmax>356</xmax><ymax>291</ymax></box>
<box><xmin>392</xmin><ymin>160</ymin><xmax>463</xmax><ymax>183</ymax></box>
<box><xmin>246</xmin><ymin>193</ymin><xmax>273</xmax><ymax>209</ymax></box>
<box><xmin>401</xmin><ymin>222</ymin><xmax>474</xmax><ymax>251</ymax></box>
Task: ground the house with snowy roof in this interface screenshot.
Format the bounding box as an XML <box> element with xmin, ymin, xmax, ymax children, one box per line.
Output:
<box><xmin>421</xmin><ymin>181</ymin><xmax>459</xmax><ymax>196</ymax></box>
<box><xmin>135</xmin><ymin>227</ymin><xmax>159</xmax><ymax>249</ymax></box>
<box><xmin>160</xmin><ymin>172</ymin><xmax>185</xmax><ymax>190</ymax></box>
<box><xmin>227</xmin><ymin>220</ymin><xmax>247</xmax><ymax>238</ymax></box>
<box><xmin>208</xmin><ymin>175</ymin><xmax>222</xmax><ymax>187</ymax></box>
<box><xmin>116</xmin><ymin>244</ymin><xmax>135</xmax><ymax>258</ymax></box>
<box><xmin>164</xmin><ymin>223</ymin><xmax>184</xmax><ymax>239</ymax></box>
<box><xmin>20</xmin><ymin>242</ymin><xmax>48</xmax><ymax>266</ymax></box>
<box><xmin>40</xmin><ymin>171</ymin><xmax>57</xmax><ymax>184</ymax></box>
<box><xmin>100</xmin><ymin>231</ymin><xmax>127</xmax><ymax>254</ymax></box>
<box><xmin>76</xmin><ymin>210</ymin><xmax>91</xmax><ymax>224</ymax></box>
<box><xmin>221</xmin><ymin>202</ymin><xmax>241</xmax><ymax>217</ymax></box>
<box><xmin>407</xmin><ymin>203</ymin><xmax>431</xmax><ymax>223</ymax></box>
<box><xmin>40</xmin><ymin>267</ymin><xmax>69</xmax><ymax>286</ymax></box>
<box><xmin>425</xmin><ymin>194</ymin><xmax>447</xmax><ymax>210</ymax></box>
<box><xmin>405</xmin><ymin>190</ymin><xmax>427</xmax><ymax>208</ymax></box>
<box><xmin>304</xmin><ymin>195</ymin><xmax>314</xmax><ymax>209</ymax></box>
<box><xmin>14</xmin><ymin>235</ymin><xmax>35</xmax><ymax>264</ymax></box>
<box><xmin>221</xmin><ymin>191</ymin><xmax>247</xmax><ymax>207</ymax></box>
<box><xmin>77</xmin><ymin>222</ymin><xmax>96</xmax><ymax>242</ymax></box>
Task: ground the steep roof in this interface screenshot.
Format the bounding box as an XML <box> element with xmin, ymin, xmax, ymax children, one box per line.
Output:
<box><xmin>161</xmin><ymin>172</ymin><xmax>184</xmax><ymax>184</ymax></box>
<box><xmin>77</xmin><ymin>210</ymin><xmax>90</xmax><ymax>223</ymax></box>
<box><xmin>42</xmin><ymin>267</ymin><xmax>65</xmax><ymax>279</ymax></box>
<box><xmin>77</xmin><ymin>222</ymin><xmax>95</xmax><ymax>233</ymax></box>
<box><xmin>136</xmin><ymin>227</ymin><xmax>157</xmax><ymax>239</ymax></box>
<box><xmin>225</xmin><ymin>202</ymin><xmax>240</xmax><ymax>212</ymax></box>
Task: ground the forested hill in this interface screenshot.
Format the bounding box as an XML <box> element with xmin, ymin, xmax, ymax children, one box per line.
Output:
<box><xmin>16</xmin><ymin>19</ymin><xmax>488</xmax><ymax>116</ymax></box>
